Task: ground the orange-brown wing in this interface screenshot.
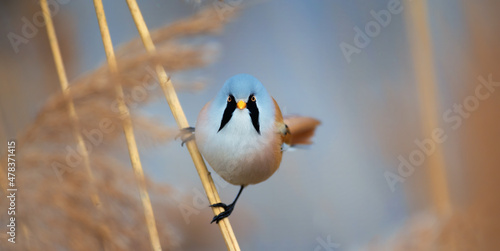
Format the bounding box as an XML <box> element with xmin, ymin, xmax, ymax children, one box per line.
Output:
<box><xmin>283</xmin><ymin>116</ymin><xmax>320</xmax><ymax>145</ymax></box>
<box><xmin>272</xmin><ymin>98</ymin><xmax>291</xmax><ymax>146</ymax></box>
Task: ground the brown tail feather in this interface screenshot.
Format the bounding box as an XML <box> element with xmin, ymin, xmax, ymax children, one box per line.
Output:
<box><xmin>283</xmin><ymin>116</ymin><xmax>320</xmax><ymax>146</ymax></box>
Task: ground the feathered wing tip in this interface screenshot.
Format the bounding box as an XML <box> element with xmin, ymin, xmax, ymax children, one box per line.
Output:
<box><xmin>284</xmin><ymin>116</ymin><xmax>321</xmax><ymax>146</ymax></box>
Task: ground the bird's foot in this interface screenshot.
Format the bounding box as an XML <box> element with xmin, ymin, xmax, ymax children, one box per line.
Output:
<box><xmin>210</xmin><ymin>202</ymin><xmax>235</xmax><ymax>224</ymax></box>
<box><xmin>175</xmin><ymin>127</ymin><xmax>195</xmax><ymax>146</ymax></box>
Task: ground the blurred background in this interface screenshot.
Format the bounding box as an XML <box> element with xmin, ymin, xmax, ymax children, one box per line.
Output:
<box><xmin>1</xmin><ymin>0</ymin><xmax>499</xmax><ymax>250</ymax></box>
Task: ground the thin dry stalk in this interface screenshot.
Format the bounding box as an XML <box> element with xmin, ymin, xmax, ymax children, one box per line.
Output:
<box><xmin>92</xmin><ymin>1</ymin><xmax>162</xmax><ymax>250</ymax></box>
<box><xmin>40</xmin><ymin>0</ymin><xmax>101</xmax><ymax>207</ymax></box>
<box><xmin>40</xmin><ymin>1</ymin><xmax>112</xmax><ymax>249</ymax></box>
<box><xmin>404</xmin><ymin>0</ymin><xmax>452</xmax><ymax>216</ymax></box>
<box><xmin>125</xmin><ymin>1</ymin><xmax>240</xmax><ymax>250</ymax></box>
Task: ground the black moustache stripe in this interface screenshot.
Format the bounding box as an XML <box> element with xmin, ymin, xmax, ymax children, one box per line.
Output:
<box><xmin>218</xmin><ymin>94</ymin><xmax>260</xmax><ymax>134</ymax></box>
<box><xmin>247</xmin><ymin>95</ymin><xmax>260</xmax><ymax>134</ymax></box>
<box><xmin>218</xmin><ymin>95</ymin><xmax>236</xmax><ymax>132</ymax></box>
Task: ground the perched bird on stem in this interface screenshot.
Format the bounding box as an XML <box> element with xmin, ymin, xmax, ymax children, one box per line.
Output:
<box><xmin>180</xmin><ymin>74</ymin><xmax>320</xmax><ymax>223</ymax></box>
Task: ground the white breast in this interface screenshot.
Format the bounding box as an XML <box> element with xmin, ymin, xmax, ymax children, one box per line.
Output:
<box><xmin>195</xmin><ymin>105</ymin><xmax>282</xmax><ymax>185</ymax></box>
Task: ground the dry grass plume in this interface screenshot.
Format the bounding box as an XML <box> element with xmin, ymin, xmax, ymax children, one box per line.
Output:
<box><xmin>0</xmin><ymin>6</ymin><xmax>234</xmax><ymax>251</ymax></box>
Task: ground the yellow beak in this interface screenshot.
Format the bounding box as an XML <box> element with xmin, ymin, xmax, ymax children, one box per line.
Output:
<box><xmin>237</xmin><ymin>100</ymin><xmax>247</xmax><ymax>110</ymax></box>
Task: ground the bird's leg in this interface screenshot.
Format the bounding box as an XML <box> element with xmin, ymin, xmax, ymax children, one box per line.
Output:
<box><xmin>210</xmin><ymin>185</ymin><xmax>245</xmax><ymax>224</ymax></box>
<box><xmin>175</xmin><ymin>127</ymin><xmax>195</xmax><ymax>146</ymax></box>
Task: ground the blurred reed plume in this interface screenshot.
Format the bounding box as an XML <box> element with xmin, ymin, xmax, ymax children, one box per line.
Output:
<box><xmin>0</xmin><ymin>6</ymin><xmax>234</xmax><ymax>251</ymax></box>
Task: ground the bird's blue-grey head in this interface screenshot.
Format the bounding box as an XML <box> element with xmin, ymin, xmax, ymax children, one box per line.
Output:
<box><xmin>211</xmin><ymin>74</ymin><xmax>275</xmax><ymax>134</ymax></box>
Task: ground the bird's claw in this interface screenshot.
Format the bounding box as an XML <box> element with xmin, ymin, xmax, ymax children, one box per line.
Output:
<box><xmin>176</xmin><ymin>127</ymin><xmax>195</xmax><ymax>146</ymax></box>
<box><xmin>180</xmin><ymin>134</ymin><xmax>195</xmax><ymax>147</ymax></box>
<box><xmin>210</xmin><ymin>202</ymin><xmax>229</xmax><ymax>210</ymax></box>
<box><xmin>210</xmin><ymin>202</ymin><xmax>235</xmax><ymax>224</ymax></box>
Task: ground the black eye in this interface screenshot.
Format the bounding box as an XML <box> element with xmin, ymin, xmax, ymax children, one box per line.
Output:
<box><xmin>250</xmin><ymin>95</ymin><xmax>256</xmax><ymax>102</ymax></box>
<box><xmin>227</xmin><ymin>96</ymin><xmax>232</xmax><ymax>102</ymax></box>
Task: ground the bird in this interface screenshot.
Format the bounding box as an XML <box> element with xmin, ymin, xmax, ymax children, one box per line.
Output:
<box><xmin>179</xmin><ymin>74</ymin><xmax>320</xmax><ymax>224</ymax></box>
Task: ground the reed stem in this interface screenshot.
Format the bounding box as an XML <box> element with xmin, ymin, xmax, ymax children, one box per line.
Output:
<box><xmin>40</xmin><ymin>0</ymin><xmax>101</xmax><ymax>207</ymax></box>
<box><xmin>92</xmin><ymin>1</ymin><xmax>162</xmax><ymax>250</ymax></box>
<box><xmin>40</xmin><ymin>1</ymin><xmax>116</xmax><ymax>250</ymax></box>
<box><xmin>404</xmin><ymin>0</ymin><xmax>452</xmax><ymax>216</ymax></box>
<box><xmin>124</xmin><ymin>1</ymin><xmax>240</xmax><ymax>250</ymax></box>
